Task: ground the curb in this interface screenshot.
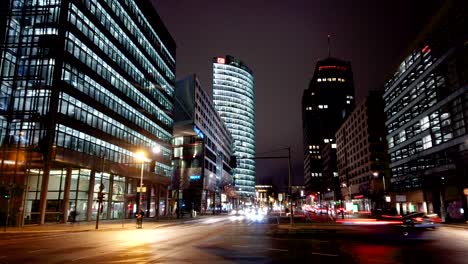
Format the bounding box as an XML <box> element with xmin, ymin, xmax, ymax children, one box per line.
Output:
<box><xmin>2</xmin><ymin>217</ymin><xmax>207</xmax><ymax>234</ymax></box>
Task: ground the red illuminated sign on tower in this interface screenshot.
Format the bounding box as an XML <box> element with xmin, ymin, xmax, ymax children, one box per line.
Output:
<box><xmin>217</xmin><ymin>57</ymin><xmax>225</xmax><ymax>64</ymax></box>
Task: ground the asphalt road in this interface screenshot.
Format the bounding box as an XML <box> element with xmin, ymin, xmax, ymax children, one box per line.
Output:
<box><xmin>0</xmin><ymin>215</ymin><xmax>467</xmax><ymax>264</ymax></box>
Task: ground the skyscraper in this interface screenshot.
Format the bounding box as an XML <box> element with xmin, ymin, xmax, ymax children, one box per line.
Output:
<box><xmin>302</xmin><ymin>57</ymin><xmax>355</xmax><ymax>193</ymax></box>
<box><xmin>212</xmin><ymin>56</ymin><xmax>255</xmax><ymax>199</ymax></box>
<box><xmin>0</xmin><ymin>0</ymin><xmax>175</xmax><ymax>225</ymax></box>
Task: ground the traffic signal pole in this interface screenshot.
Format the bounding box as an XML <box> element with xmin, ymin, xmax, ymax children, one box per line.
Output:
<box><xmin>246</xmin><ymin>146</ymin><xmax>294</xmax><ymax>226</ymax></box>
<box><xmin>95</xmin><ymin>157</ymin><xmax>105</xmax><ymax>230</ymax></box>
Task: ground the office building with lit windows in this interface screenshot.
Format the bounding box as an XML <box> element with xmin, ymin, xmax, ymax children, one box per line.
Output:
<box><xmin>302</xmin><ymin>57</ymin><xmax>355</xmax><ymax>193</ymax></box>
<box><xmin>212</xmin><ymin>55</ymin><xmax>255</xmax><ymax>199</ymax></box>
<box><xmin>0</xmin><ymin>0</ymin><xmax>175</xmax><ymax>226</ymax></box>
<box><xmin>173</xmin><ymin>74</ymin><xmax>235</xmax><ymax>214</ymax></box>
<box><xmin>383</xmin><ymin>0</ymin><xmax>468</xmax><ymax>220</ymax></box>
<box><xmin>336</xmin><ymin>91</ymin><xmax>390</xmax><ymax>212</ymax></box>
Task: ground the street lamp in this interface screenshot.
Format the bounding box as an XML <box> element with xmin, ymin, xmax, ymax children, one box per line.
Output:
<box><xmin>134</xmin><ymin>150</ymin><xmax>151</xmax><ymax>214</ymax></box>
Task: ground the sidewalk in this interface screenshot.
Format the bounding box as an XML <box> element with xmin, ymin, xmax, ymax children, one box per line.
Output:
<box><xmin>2</xmin><ymin>214</ymin><xmax>215</xmax><ymax>234</ymax></box>
<box><xmin>443</xmin><ymin>221</ymin><xmax>468</xmax><ymax>229</ymax></box>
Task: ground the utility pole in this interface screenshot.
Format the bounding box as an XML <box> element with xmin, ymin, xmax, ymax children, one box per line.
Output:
<box><xmin>288</xmin><ymin>147</ymin><xmax>293</xmax><ymax>226</ymax></box>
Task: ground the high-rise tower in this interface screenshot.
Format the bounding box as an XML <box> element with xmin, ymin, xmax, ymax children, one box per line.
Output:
<box><xmin>302</xmin><ymin>58</ymin><xmax>355</xmax><ymax>192</ymax></box>
<box><xmin>212</xmin><ymin>56</ymin><xmax>255</xmax><ymax>199</ymax></box>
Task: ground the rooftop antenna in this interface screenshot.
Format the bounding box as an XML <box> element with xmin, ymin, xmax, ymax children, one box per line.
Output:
<box><xmin>327</xmin><ymin>34</ymin><xmax>331</xmax><ymax>58</ymax></box>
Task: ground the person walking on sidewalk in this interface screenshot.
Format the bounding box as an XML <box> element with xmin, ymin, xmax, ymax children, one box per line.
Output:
<box><xmin>136</xmin><ymin>210</ymin><xmax>144</xmax><ymax>229</ymax></box>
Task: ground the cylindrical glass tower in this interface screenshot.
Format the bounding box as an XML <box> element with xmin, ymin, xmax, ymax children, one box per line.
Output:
<box><xmin>212</xmin><ymin>56</ymin><xmax>255</xmax><ymax>198</ymax></box>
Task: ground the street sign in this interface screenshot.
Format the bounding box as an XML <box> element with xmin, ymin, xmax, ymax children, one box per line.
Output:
<box><xmin>137</xmin><ymin>187</ymin><xmax>146</xmax><ymax>193</ymax></box>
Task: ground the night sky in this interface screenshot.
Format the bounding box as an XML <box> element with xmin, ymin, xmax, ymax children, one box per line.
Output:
<box><xmin>154</xmin><ymin>0</ymin><xmax>444</xmax><ymax>190</ymax></box>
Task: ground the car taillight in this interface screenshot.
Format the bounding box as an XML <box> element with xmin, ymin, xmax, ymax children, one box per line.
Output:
<box><xmin>413</xmin><ymin>217</ymin><xmax>424</xmax><ymax>223</ymax></box>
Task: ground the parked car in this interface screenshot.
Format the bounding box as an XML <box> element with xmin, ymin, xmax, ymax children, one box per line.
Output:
<box><xmin>402</xmin><ymin>212</ymin><xmax>441</xmax><ymax>229</ymax></box>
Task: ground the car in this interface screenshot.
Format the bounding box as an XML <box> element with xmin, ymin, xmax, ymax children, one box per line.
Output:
<box><xmin>402</xmin><ymin>212</ymin><xmax>442</xmax><ymax>229</ymax></box>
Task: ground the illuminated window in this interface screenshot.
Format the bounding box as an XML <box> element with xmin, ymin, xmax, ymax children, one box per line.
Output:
<box><xmin>420</xmin><ymin>116</ymin><xmax>430</xmax><ymax>130</ymax></box>
<box><xmin>331</xmin><ymin>143</ymin><xmax>336</xmax><ymax>148</ymax></box>
<box><xmin>324</xmin><ymin>139</ymin><xmax>329</xmax><ymax>143</ymax></box>
<box><xmin>327</xmin><ymin>78</ymin><xmax>331</xmax><ymax>82</ymax></box>
<box><xmin>332</xmin><ymin>78</ymin><xmax>336</xmax><ymax>81</ymax></box>
<box><xmin>317</xmin><ymin>78</ymin><xmax>322</xmax><ymax>82</ymax></box>
<box><xmin>422</xmin><ymin>135</ymin><xmax>432</xmax><ymax>149</ymax></box>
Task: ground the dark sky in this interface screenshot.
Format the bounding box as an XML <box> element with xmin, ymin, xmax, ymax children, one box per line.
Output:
<box><xmin>154</xmin><ymin>0</ymin><xmax>444</xmax><ymax>190</ymax></box>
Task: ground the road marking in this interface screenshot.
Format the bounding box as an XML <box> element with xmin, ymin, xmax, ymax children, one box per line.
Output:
<box><xmin>233</xmin><ymin>245</ymin><xmax>249</xmax><ymax>248</ymax></box>
<box><xmin>267</xmin><ymin>248</ymin><xmax>288</xmax><ymax>252</ymax></box>
<box><xmin>311</xmin><ymin>252</ymin><xmax>339</xmax><ymax>257</ymax></box>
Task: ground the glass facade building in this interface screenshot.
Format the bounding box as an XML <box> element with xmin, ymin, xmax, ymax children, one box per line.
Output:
<box><xmin>212</xmin><ymin>56</ymin><xmax>255</xmax><ymax>199</ymax></box>
<box><xmin>173</xmin><ymin>74</ymin><xmax>235</xmax><ymax>214</ymax></box>
<box><xmin>0</xmin><ymin>0</ymin><xmax>175</xmax><ymax>225</ymax></box>
<box><xmin>383</xmin><ymin>0</ymin><xmax>468</xmax><ymax>220</ymax></box>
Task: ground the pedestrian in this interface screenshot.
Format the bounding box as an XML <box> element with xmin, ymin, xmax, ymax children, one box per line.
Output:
<box><xmin>69</xmin><ymin>208</ymin><xmax>77</xmax><ymax>223</ymax></box>
<box><xmin>136</xmin><ymin>209</ymin><xmax>144</xmax><ymax>229</ymax></box>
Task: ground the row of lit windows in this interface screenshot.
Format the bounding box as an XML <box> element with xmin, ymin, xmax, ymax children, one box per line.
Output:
<box><xmin>70</xmin><ymin>4</ymin><xmax>173</xmax><ymax>98</ymax></box>
<box><xmin>91</xmin><ymin>0</ymin><xmax>175</xmax><ymax>79</ymax></box>
<box><xmin>67</xmin><ymin>10</ymin><xmax>173</xmax><ymax>110</ymax></box>
<box><xmin>213</xmin><ymin>73</ymin><xmax>254</xmax><ymax>93</ymax></box>
<box><xmin>59</xmin><ymin>93</ymin><xmax>165</xmax><ymax>152</ymax></box>
<box><xmin>384</xmin><ymin>51</ymin><xmax>432</xmax><ymax>107</ymax></box>
<box><xmin>229</xmin><ymin>123</ymin><xmax>255</xmax><ymax>135</ymax></box>
<box><xmin>230</xmin><ymin>131</ymin><xmax>256</xmax><ymax>145</ymax></box>
<box><xmin>317</xmin><ymin>77</ymin><xmax>345</xmax><ymax>82</ymax></box>
<box><xmin>214</xmin><ymin>98</ymin><xmax>255</xmax><ymax>117</ymax></box>
<box><xmin>62</xmin><ymin>65</ymin><xmax>171</xmax><ymax>142</ymax></box>
<box><xmin>213</xmin><ymin>65</ymin><xmax>254</xmax><ymax>85</ymax></box>
<box><xmin>216</xmin><ymin>110</ymin><xmax>255</xmax><ymax>127</ymax></box>
<box><xmin>385</xmin><ymin>51</ymin><xmax>423</xmax><ymax>92</ymax></box>
<box><xmin>119</xmin><ymin>0</ymin><xmax>175</xmax><ymax>65</ymax></box>
<box><xmin>213</xmin><ymin>66</ymin><xmax>254</xmax><ymax>84</ymax></box>
<box><xmin>213</xmin><ymin>88</ymin><xmax>255</xmax><ymax>107</ymax></box>
<box><xmin>212</xmin><ymin>81</ymin><xmax>254</xmax><ymax>100</ymax></box>
<box><xmin>388</xmin><ymin>96</ymin><xmax>467</xmax><ymax>162</ymax></box>
<box><xmin>386</xmin><ymin>74</ymin><xmax>440</xmax><ymax>122</ymax></box>
<box><xmin>64</xmin><ymin>34</ymin><xmax>173</xmax><ymax>135</ymax></box>
<box><xmin>216</xmin><ymin>101</ymin><xmax>255</xmax><ymax>120</ymax></box>
<box><xmin>55</xmin><ymin>124</ymin><xmax>172</xmax><ymax>177</ymax></box>
<box><xmin>194</xmin><ymin>89</ymin><xmax>232</xmax><ymax>144</ymax></box>
<box><xmin>311</xmin><ymin>172</ymin><xmax>322</xmax><ymax>177</ymax></box>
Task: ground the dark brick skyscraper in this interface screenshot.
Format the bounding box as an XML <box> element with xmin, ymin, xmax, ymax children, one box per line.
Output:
<box><xmin>302</xmin><ymin>57</ymin><xmax>355</xmax><ymax>193</ymax></box>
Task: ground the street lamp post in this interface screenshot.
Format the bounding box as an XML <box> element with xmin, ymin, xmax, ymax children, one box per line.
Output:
<box><xmin>134</xmin><ymin>146</ymin><xmax>161</xmax><ymax>217</ymax></box>
<box><xmin>287</xmin><ymin>147</ymin><xmax>293</xmax><ymax>226</ymax></box>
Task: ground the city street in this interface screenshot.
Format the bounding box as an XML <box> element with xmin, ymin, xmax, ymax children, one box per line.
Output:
<box><xmin>0</xmin><ymin>215</ymin><xmax>467</xmax><ymax>264</ymax></box>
